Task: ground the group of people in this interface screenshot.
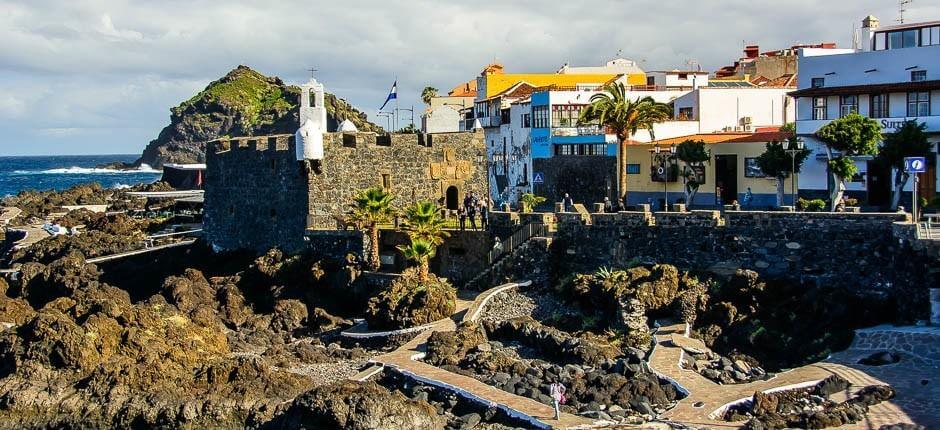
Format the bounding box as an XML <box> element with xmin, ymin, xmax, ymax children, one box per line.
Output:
<box><xmin>457</xmin><ymin>191</ymin><xmax>489</xmax><ymax>231</ymax></box>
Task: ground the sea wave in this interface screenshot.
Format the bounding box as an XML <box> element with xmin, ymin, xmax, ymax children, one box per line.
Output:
<box><xmin>11</xmin><ymin>164</ymin><xmax>161</xmax><ymax>175</ymax></box>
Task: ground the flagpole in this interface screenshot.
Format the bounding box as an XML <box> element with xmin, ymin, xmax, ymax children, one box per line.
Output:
<box><xmin>394</xmin><ymin>76</ymin><xmax>399</xmax><ymax>132</ymax></box>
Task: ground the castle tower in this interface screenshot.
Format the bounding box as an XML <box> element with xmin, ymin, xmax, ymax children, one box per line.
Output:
<box><xmin>296</xmin><ymin>77</ymin><xmax>327</xmax><ymax>160</ymax></box>
<box><xmin>860</xmin><ymin>15</ymin><xmax>880</xmax><ymax>52</ymax></box>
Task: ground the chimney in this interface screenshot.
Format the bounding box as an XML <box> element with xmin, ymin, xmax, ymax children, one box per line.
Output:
<box><xmin>861</xmin><ymin>15</ymin><xmax>880</xmax><ymax>51</ymax></box>
<box><xmin>744</xmin><ymin>45</ymin><xmax>760</xmax><ymax>59</ymax></box>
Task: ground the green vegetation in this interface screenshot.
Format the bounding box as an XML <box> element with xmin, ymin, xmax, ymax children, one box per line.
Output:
<box><xmin>675</xmin><ymin>139</ymin><xmax>711</xmax><ymax>206</ymax></box>
<box><xmin>519</xmin><ymin>192</ymin><xmax>546</xmax><ymax>213</ymax></box>
<box><xmin>176</xmin><ymin>66</ymin><xmax>294</xmax><ymax>129</ymax></box>
<box><xmin>421</xmin><ymin>86</ymin><xmax>438</xmax><ymax>106</ymax></box>
<box><xmin>815</xmin><ymin>114</ymin><xmax>882</xmax><ymax>211</ymax></box>
<box><xmin>876</xmin><ymin>120</ymin><xmax>931</xmax><ymax>210</ymax></box>
<box><xmin>349</xmin><ymin>187</ymin><xmax>396</xmax><ymax>270</ymax></box>
<box><xmin>579</xmin><ymin>83</ymin><xmax>672</xmax><ymax>201</ymax></box>
<box><xmin>797</xmin><ymin>198</ymin><xmax>827</xmax><ymax>212</ymax></box>
<box><xmin>755</xmin><ymin>124</ymin><xmax>811</xmax><ymax>207</ymax></box>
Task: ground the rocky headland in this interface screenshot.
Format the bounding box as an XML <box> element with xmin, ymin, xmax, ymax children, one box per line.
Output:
<box><xmin>137</xmin><ymin>65</ymin><xmax>380</xmax><ymax>168</ymax></box>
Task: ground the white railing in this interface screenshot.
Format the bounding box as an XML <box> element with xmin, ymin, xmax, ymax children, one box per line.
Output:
<box><xmin>486</xmin><ymin>222</ymin><xmax>551</xmax><ymax>264</ymax></box>
<box><xmin>918</xmin><ymin>221</ymin><xmax>940</xmax><ymax>240</ymax></box>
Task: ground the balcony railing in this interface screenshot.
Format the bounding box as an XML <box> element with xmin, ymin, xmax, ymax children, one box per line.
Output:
<box><xmin>551</xmin><ymin>125</ymin><xmax>604</xmax><ymax>136</ymax></box>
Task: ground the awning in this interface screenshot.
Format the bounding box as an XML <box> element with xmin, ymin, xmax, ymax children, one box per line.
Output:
<box><xmin>789</xmin><ymin>80</ymin><xmax>940</xmax><ymax>97</ymax></box>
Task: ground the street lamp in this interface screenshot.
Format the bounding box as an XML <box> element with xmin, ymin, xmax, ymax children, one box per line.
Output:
<box><xmin>783</xmin><ymin>137</ymin><xmax>805</xmax><ymax>208</ymax></box>
<box><xmin>652</xmin><ymin>146</ymin><xmax>676</xmax><ymax>211</ymax></box>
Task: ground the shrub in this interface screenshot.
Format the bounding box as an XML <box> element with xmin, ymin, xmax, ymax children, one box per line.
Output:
<box><xmin>797</xmin><ymin>198</ymin><xmax>826</xmax><ymax>212</ymax></box>
<box><xmin>365</xmin><ymin>267</ymin><xmax>456</xmax><ymax>330</ymax></box>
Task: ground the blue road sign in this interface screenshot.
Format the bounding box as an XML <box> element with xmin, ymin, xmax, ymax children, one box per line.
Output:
<box><xmin>904</xmin><ymin>157</ymin><xmax>926</xmax><ymax>173</ymax></box>
<box><xmin>533</xmin><ymin>172</ymin><xmax>545</xmax><ymax>184</ymax></box>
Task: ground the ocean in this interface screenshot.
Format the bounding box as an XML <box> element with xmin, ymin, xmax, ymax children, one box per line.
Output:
<box><xmin>0</xmin><ymin>155</ymin><xmax>162</xmax><ymax>198</ymax></box>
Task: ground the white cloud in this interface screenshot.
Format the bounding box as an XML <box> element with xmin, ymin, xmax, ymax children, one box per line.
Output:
<box><xmin>0</xmin><ymin>0</ymin><xmax>937</xmax><ymax>155</ymax></box>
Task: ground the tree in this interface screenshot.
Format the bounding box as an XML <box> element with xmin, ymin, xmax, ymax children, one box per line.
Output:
<box><xmin>579</xmin><ymin>83</ymin><xmax>672</xmax><ymax>202</ymax></box>
<box><xmin>403</xmin><ymin>200</ymin><xmax>449</xmax><ymax>246</ymax></box>
<box><xmin>519</xmin><ymin>192</ymin><xmax>546</xmax><ymax>213</ymax></box>
<box><xmin>755</xmin><ymin>125</ymin><xmax>811</xmax><ymax>207</ymax></box>
<box><xmin>349</xmin><ymin>187</ymin><xmax>396</xmax><ymax>270</ymax></box>
<box><xmin>815</xmin><ymin>113</ymin><xmax>881</xmax><ymax>211</ymax></box>
<box><xmin>421</xmin><ymin>86</ymin><xmax>438</xmax><ymax>106</ymax></box>
<box><xmin>397</xmin><ymin>239</ymin><xmax>436</xmax><ymax>283</ymax></box>
<box><xmin>876</xmin><ymin>120</ymin><xmax>931</xmax><ymax>210</ymax></box>
<box><xmin>675</xmin><ymin>140</ymin><xmax>710</xmax><ymax>206</ymax></box>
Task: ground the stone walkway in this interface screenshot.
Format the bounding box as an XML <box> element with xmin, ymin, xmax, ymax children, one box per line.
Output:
<box><xmin>357</xmin><ymin>283</ymin><xmax>606</xmax><ymax>429</ymax></box>
<box><xmin>0</xmin><ymin>207</ymin><xmax>20</xmax><ymax>226</ymax></box>
<box><xmin>649</xmin><ymin>323</ymin><xmax>926</xmax><ymax>429</ymax></box>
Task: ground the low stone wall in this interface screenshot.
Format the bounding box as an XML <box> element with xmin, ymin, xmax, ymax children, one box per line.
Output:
<box><xmin>547</xmin><ymin>211</ymin><xmax>932</xmax><ymax>320</ymax></box>
<box><xmin>303</xmin><ymin>230</ymin><xmax>367</xmax><ymax>262</ymax></box>
<box><xmin>848</xmin><ymin>326</ymin><xmax>940</xmax><ymax>367</ymax></box>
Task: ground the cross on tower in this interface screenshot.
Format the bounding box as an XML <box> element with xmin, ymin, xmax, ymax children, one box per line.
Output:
<box><xmin>307</xmin><ymin>68</ymin><xmax>318</xmax><ymax>78</ymax></box>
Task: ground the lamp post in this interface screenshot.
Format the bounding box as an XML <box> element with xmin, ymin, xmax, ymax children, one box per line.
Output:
<box><xmin>377</xmin><ymin>112</ymin><xmax>393</xmax><ymax>132</ymax></box>
<box><xmin>783</xmin><ymin>137</ymin><xmax>805</xmax><ymax>207</ymax></box>
<box><xmin>653</xmin><ymin>145</ymin><xmax>677</xmax><ymax>211</ymax></box>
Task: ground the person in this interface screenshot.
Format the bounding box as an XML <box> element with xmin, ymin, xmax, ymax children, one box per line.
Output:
<box><xmin>480</xmin><ymin>200</ymin><xmax>489</xmax><ymax>229</ymax></box>
<box><xmin>468</xmin><ymin>201</ymin><xmax>477</xmax><ymax>231</ymax></box>
<box><xmin>563</xmin><ymin>193</ymin><xmax>574</xmax><ymax>213</ymax></box>
<box><xmin>549</xmin><ymin>382</ymin><xmax>566</xmax><ymax>420</ymax></box>
<box><xmin>743</xmin><ymin>187</ymin><xmax>753</xmax><ymax>209</ymax></box>
<box><xmin>492</xmin><ymin>236</ymin><xmax>503</xmax><ymax>254</ymax></box>
<box><xmin>603</xmin><ymin>196</ymin><xmax>612</xmax><ymax>213</ymax></box>
<box><xmin>458</xmin><ymin>206</ymin><xmax>466</xmax><ymax>231</ymax></box>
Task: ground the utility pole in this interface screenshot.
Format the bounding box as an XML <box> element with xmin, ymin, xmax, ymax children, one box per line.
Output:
<box><xmin>898</xmin><ymin>0</ymin><xmax>913</xmax><ymax>24</ymax></box>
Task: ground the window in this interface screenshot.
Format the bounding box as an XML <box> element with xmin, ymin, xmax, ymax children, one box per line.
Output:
<box><xmin>521</xmin><ymin>113</ymin><xmax>531</xmax><ymax>128</ymax></box>
<box><xmin>745</xmin><ymin>158</ymin><xmax>769</xmax><ymax>178</ymax></box>
<box><xmin>811</xmin><ymin>78</ymin><xmax>825</xmax><ymax>88</ymax></box>
<box><xmin>381</xmin><ymin>173</ymin><xmax>391</xmax><ymax>190</ymax></box>
<box><xmin>874</xmin><ymin>32</ymin><xmax>887</xmax><ymax>50</ymax></box>
<box><xmin>812</xmin><ymin>97</ymin><xmax>827</xmax><ymax>120</ymax></box>
<box><xmin>551</xmin><ymin>105</ymin><xmax>586</xmax><ymax>128</ymax></box>
<box><xmin>870</xmin><ymin>94</ymin><xmax>889</xmax><ymax>118</ymax></box>
<box><xmin>840</xmin><ymin>95</ymin><xmax>858</xmax><ymax>117</ymax></box>
<box><xmin>677</xmin><ymin>107</ymin><xmax>693</xmax><ymax>120</ymax></box>
<box><xmin>912</xmin><ymin>70</ymin><xmax>927</xmax><ymax>82</ymax></box>
<box><xmin>887</xmin><ymin>29</ymin><xmax>919</xmax><ymax>49</ymax></box>
<box><xmin>678</xmin><ymin>73</ymin><xmax>688</xmax><ymax>80</ymax></box>
<box><xmin>907</xmin><ymin>91</ymin><xmax>930</xmax><ymax>116</ymax></box>
<box><xmin>626</xmin><ymin>164</ymin><xmax>641</xmax><ymax>174</ymax></box>
<box><xmin>532</xmin><ymin>105</ymin><xmax>549</xmax><ymax>128</ymax></box>
<box><xmin>922</xmin><ymin>26</ymin><xmax>940</xmax><ymax>46</ymax></box>
<box><xmin>553</xmin><ymin>144</ymin><xmax>606</xmax><ymax>156</ymax></box>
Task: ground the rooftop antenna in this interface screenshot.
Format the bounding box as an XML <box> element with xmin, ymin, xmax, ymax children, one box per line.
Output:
<box><xmin>686</xmin><ymin>59</ymin><xmax>701</xmax><ymax>71</ymax></box>
<box><xmin>898</xmin><ymin>0</ymin><xmax>913</xmax><ymax>24</ymax></box>
<box><xmin>853</xmin><ymin>24</ymin><xmax>860</xmax><ymax>50</ymax></box>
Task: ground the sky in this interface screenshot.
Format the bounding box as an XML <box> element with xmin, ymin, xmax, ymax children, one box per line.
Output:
<box><xmin>1</xmin><ymin>0</ymin><xmax>937</xmax><ymax>156</ymax></box>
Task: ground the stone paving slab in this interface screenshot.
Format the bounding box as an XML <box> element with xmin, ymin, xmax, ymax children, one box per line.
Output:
<box><xmin>650</xmin><ymin>323</ymin><xmax>924</xmax><ymax>429</ymax></box>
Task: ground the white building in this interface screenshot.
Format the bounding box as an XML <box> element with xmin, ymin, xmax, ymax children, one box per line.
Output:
<box><xmin>793</xmin><ymin>15</ymin><xmax>940</xmax><ymax>207</ymax></box>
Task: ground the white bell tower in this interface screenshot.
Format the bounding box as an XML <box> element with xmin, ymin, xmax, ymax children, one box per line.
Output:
<box><xmin>296</xmin><ymin>74</ymin><xmax>327</xmax><ymax>161</ymax></box>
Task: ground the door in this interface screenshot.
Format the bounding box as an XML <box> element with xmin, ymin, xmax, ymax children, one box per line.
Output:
<box><xmin>715</xmin><ymin>155</ymin><xmax>738</xmax><ymax>205</ymax></box>
<box><xmin>866</xmin><ymin>159</ymin><xmax>891</xmax><ymax>208</ymax></box>
<box><xmin>445</xmin><ymin>186</ymin><xmax>459</xmax><ymax>210</ymax></box>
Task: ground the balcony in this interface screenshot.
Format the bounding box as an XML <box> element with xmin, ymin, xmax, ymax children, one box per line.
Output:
<box><xmin>551</xmin><ymin>125</ymin><xmax>604</xmax><ymax>137</ymax></box>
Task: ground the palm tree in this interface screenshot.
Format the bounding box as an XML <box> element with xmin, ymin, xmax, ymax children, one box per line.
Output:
<box><xmin>421</xmin><ymin>87</ymin><xmax>439</xmax><ymax>106</ymax></box>
<box><xmin>579</xmin><ymin>83</ymin><xmax>672</xmax><ymax>202</ymax></box>
<box><xmin>403</xmin><ymin>200</ymin><xmax>449</xmax><ymax>245</ymax></box>
<box><xmin>397</xmin><ymin>239</ymin><xmax>436</xmax><ymax>283</ymax></box>
<box><xmin>349</xmin><ymin>187</ymin><xmax>396</xmax><ymax>270</ymax></box>
<box><xmin>519</xmin><ymin>192</ymin><xmax>546</xmax><ymax>213</ymax></box>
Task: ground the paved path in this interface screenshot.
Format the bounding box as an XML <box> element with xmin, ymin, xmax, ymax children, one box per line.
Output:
<box><xmin>649</xmin><ymin>323</ymin><xmax>922</xmax><ymax>429</ymax></box>
<box><xmin>359</xmin><ymin>282</ymin><xmax>603</xmax><ymax>430</ymax></box>
<box><xmin>85</xmin><ymin>239</ymin><xmax>197</xmax><ymax>264</ymax></box>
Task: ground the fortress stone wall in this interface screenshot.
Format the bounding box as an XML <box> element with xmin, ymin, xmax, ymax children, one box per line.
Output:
<box><xmin>204</xmin><ymin>131</ymin><xmax>487</xmax><ymax>254</ymax></box>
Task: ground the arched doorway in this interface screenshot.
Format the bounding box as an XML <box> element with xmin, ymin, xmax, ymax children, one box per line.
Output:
<box><xmin>445</xmin><ymin>186</ymin><xmax>459</xmax><ymax>210</ymax></box>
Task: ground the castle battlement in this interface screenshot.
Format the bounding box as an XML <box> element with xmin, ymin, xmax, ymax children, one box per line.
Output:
<box><xmin>210</xmin><ymin>131</ymin><xmax>485</xmax><ymax>156</ymax></box>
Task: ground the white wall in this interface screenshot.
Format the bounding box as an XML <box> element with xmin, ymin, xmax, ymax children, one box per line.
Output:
<box><xmin>697</xmin><ymin>88</ymin><xmax>795</xmax><ymax>131</ymax></box>
<box><xmin>800</xmin><ymin>45</ymin><xmax>940</xmax><ymax>88</ymax></box>
<box><xmin>485</xmin><ymin>103</ymin><xmax>532</xmax><ymax>204</ymax></box>
<box><xmin>422</xmin><ymin>106</ymin><xmax>461</xmax><ymax>133</ymax></box>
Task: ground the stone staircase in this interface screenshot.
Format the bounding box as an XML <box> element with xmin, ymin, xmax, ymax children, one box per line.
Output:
<box><xmin>465</xmin><ymin>223</ymin><xmax>552</xmax><ymax>290</ymax></box>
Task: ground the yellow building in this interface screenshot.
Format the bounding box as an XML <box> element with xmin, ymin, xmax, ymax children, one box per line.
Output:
<box><xmin>624</xmin><ymin>131</ymin><xmax>794</xmax><ymax>208</ymax></box>
<box><xmin>476</xmin><ymin>62</ymin><xmax>647</xmax><ymax>99</ymax></box>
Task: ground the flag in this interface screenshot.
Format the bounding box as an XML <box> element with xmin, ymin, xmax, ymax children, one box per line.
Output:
<box><xmin>379</xmin><ymin>80</ymin><xmax>397</xmax><ymax>110</ymax></box>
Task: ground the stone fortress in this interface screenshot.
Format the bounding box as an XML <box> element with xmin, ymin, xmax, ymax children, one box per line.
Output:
<box><xmin>203</xmin><ymin>77</ymin><xmax>488</xmax><ymax>253</ymax></box>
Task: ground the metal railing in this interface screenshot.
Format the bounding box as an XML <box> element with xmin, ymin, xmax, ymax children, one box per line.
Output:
<box><xmin>486</xmin><ymin>222</ymin><xmax>551</xmax><ymax>264</ymax></box>
<box><xmin>551</xmin><ymin>125</ymin><xmax>604</xmax><ymax>137</ymax></box>
<box><xmin>917</xmin><ymin>220</ymin><xmax>940</xmax><ymax>240</ymax></box>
